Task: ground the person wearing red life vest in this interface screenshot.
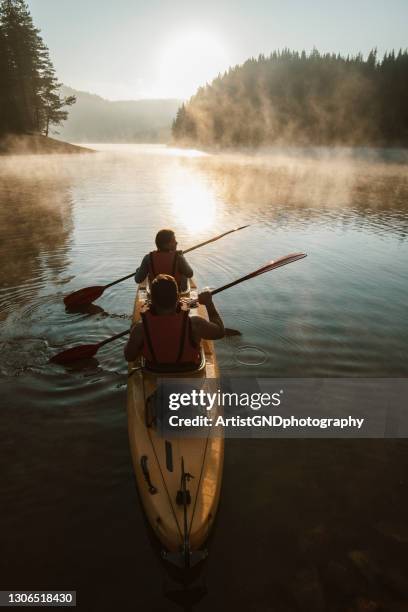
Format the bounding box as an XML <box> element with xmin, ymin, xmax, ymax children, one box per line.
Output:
<box><xmin>134</xmin><ymin>229</ymin><xmax>193</xmax><ymax>292</ymax></box>
<box><xmin>124</xmin><ymin>274</ymin><xmax>224</xmax><ymax>368</ymax></box>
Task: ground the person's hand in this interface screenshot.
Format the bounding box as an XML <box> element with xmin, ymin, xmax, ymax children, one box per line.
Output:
<box><xmin>198</xmin><ymin>290</ymin><xmax>213</xmax><ymax>306</ymax></box>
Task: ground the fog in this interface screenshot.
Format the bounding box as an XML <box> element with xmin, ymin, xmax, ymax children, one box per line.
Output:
<box><xmin>176</xmin><ymin>148</ymin><xmax>408</xmax><ymax>230</ymax></box>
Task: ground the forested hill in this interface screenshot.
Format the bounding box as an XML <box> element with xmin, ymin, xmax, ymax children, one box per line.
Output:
<box><xmin>56</xmin><ymin>87</ymin><xmax>182</xmax><ymax>143</ymax></box>
<box><xmin>172</xmin><ymin>49</ymin><xmax>408</xmax><ymax>148</ymax></box>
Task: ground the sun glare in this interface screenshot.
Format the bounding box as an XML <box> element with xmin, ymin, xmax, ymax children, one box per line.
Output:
<box><xmin>157</xmin><ymin>30</ymin><xmax>229</xmax><ymax>99</ymax></box>
<box><xmin>165</xmin><ymin>166</ymin><xmax>218</xmax><ymax>234</ymax></box>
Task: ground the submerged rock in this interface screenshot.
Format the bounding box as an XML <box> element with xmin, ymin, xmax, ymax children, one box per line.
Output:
<box><xmin>348</xmin><ymin>550</ymin><xmax>381</xmax><ymax>583</ymax></box>
<box><xmin>349</xmin><ymin>549</ymin><xmax>408</xmax><ymax>598</ymax></box>
<box><xmin>325</xmin><ymin>560</ymin><xmax>361</xmax><ymax>597</ymax></box>
<box><xmin>299</xmin><ymin>525</ymin><xmax>330</xmax><ymax>562</ymax></box>
<box><xmin>381</xmin><ymin>566</ymin><xmax>408</xmax><ymax>598</ymax></box>
<box><xmin>375</xmin><ymin>521</ymin><xmax>408</xmax><ymax>545</ymax></box>
<box><xmin>353</xmin><ymin>597</ymin><xmax>381</xmax><ymax>612</ymax></box>
<box><xmin>291</xmin><ymin>566</ymin><xmax>325</xmax><ymax>612</ymax></box>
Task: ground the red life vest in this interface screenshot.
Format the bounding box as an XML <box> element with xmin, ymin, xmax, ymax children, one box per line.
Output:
<box><xmin>141</xmin><ymin>305</ymin><xmax>201</xmax><ymax>366</ymax></box>
<box><xmin>148</xmin><ymin>251</ymin><xmax>182</xmax><ymax>286</ymax></box>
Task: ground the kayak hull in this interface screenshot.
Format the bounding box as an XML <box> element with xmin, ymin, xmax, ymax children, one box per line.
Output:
<box><xmin>127</xmin><ymin>280</ymin><xmax>224</xmax><ymax>561</ymax></box>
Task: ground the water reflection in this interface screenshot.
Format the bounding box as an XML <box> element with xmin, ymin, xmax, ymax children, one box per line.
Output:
<box><xmin>171</xmin><ymin>148</ymin><xmax>408</xmax><ymax>377</ymax></box>
<box><xmin>1</xmin><ymin>145</ymin><xmax>407</xmax><ymax>381</ymax></box>
<box><xmin>189</xmin><ymin>151</ymin><xmax>408</xmax><ymax>237</ymax></box>
<box><xmin>0</xmin><ymin>161</ymin><xmax>74</xmax><ymax>293</ymax></box>
<box><xmin>165</xmin><ymin>164</ymin><xmax>218</xmax><ymax>233</ymax></box>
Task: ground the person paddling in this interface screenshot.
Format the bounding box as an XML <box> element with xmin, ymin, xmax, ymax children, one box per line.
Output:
<box><xmin>124</xmin><ymin>274</ymin><xmax>224</xmax><ymax>367</ymax></box>
<box><xmin>135</xmin><ymin>229</ymin><xmax>193</xmax><ymax>293</ymax></box>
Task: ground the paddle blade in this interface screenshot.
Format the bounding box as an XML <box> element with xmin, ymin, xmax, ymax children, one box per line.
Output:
<box><xmin>63</xmin><ymin>285</ymin><xmax>105</xmax><ymax>307</ymax></box>
<box><xmin>211</xmin><ymin>253</ymin><xmax>307</xmax><ymax>296</ymax></box>
<box><xmin>253</xmin><ymin>252</ymin><xmax>307</xmax><ymax>277</ymax></box>
<box><xmin>224</xmin><ymin>328</ymin><xmax>242</xmax><ymax>336</ymax></box>
<box><xmin>50</xmin><ymin>343</ymin><xmax>100</xmax><ymax>365</ymax></box>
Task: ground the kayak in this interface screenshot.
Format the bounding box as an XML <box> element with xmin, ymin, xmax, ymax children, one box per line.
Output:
<box><xmin>127</xmin><ymin>279</ymin><xmax>224</xmax><ymax>568</ymax></box>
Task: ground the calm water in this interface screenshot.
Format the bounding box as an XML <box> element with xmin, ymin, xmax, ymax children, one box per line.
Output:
<box><xmin>1</xmin><ymin>144</ymin><xmax>408</xmax><ymax>610</ymax></box>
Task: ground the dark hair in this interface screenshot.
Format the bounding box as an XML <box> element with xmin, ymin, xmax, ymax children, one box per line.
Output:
<box><xmin>151</xmin><ymin>274</ymin><xmax>178</xmax><ymax>309</ymax></box>
<box><xmin>155</xmin><ymin>229</ymin><xmax>175</xmax><ymax>250</ymax></box>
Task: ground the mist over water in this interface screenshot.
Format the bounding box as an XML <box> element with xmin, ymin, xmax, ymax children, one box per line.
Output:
<box><xmin>1</xmin><ymin>144</ymin><xmax>408</xmax><ymax>610</ymax></box>
<box><xmin>2</xmin><ymin>145</ymin><xmax>407</xmax><ymax>381</ymax></box>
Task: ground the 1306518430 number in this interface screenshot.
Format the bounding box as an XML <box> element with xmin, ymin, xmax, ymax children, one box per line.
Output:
<box><xmin>0</xmin><ymin>591</ymin><xmax>76</xmax><ymax>607</ymax></box>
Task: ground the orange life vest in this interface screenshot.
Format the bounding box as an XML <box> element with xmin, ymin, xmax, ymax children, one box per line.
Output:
<box><xmin>141</xmin><ymin>305</ymin><xmax>201</xmax><ymax>366</ymax></box>
<box><xmin>148</xmin><ymin>251</ymin><xmax>182</xmax><ymax>286</ymax></box>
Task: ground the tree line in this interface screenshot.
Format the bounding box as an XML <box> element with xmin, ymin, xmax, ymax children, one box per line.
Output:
<box><xmin>172</xmin><ymin>49</ymin><xmax>408</xmax><ymax>147</ymax></box>
<box><xmin>0</xmin><ymin>0</ymin><xmax>75</xmax><ymax>137</ymax></box>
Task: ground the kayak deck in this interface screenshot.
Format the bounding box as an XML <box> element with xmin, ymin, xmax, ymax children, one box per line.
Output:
<box><xmin>127</xmin><ymin>279</ymin><xmax>224</xmax><ymax>566</ymax></box>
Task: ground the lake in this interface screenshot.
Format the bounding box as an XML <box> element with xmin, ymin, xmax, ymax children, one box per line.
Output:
<box><xmin>1</xmin><ymin>144</ymin><xmax>408</xmax><ymax>610</ymax></box>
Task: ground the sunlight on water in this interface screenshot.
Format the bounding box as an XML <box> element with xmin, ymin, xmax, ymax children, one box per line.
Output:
<box><xmin>165</xmin><ymin>165</ymin><xmax>218</xmax><ymax>232</ymax></box>
<box><xmin>84</xmin><ymin>143</ymin><xmax>208</xmax><ymax>158</ymax></box>
<box><xmin>165</xmin><ymin>146</ymin><xmax>208</xmax><ymax>158</ymax></box>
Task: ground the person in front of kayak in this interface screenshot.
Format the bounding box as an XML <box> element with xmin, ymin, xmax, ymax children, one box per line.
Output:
<box><xmin>135</xmin><ymin>229</ymin><xmax>193</xmax><ymax>293</ymax></box>
<box><xmin>124</xmin><ymin>274</ymin><xmax>224</xmax><ymax>367</ymax></box>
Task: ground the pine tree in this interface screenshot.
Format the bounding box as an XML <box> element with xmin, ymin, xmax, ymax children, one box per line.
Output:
<box><xmin>0</xmin><ymin>20</ymin><xmax>14</xmax><ymax>134</ymax></box>
<box><xmin>37</xmin><ymin>46</ymin><xmax>76</xmax><ymax>136</ymax></box>
<box><xmin>0</xmin><ymin>0</ymin><xmax>43</xmax><ymax>132</ymax></box>
<box><xmin>0</xmin><ymin>0</ymin><xmax>75</xmax><ymax>136</ymax></box>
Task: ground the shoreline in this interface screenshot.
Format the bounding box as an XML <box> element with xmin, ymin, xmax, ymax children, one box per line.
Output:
<box><xmin>167</xmin><ymin>140</ymin><xmax>408</xmax><ymax>164</ymax></box>
<box><xmin>0</xmin><ymin>133</ymin><xmax>94</xmax><ymax>156</ymax></box>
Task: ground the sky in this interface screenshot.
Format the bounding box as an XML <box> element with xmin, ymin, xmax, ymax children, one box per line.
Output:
<box><xmin>27</xmin><ymin>0</ymin><xmax>408</xmax><ymax>101</ymax></box>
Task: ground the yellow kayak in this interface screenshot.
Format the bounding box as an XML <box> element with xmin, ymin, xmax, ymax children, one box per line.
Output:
<box><xmin>127</xmin><ymin>279</ymin><xmax>224</xmax><ymax>568</ymax></box>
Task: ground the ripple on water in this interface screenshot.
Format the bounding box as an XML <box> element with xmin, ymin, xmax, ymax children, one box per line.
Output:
<box><xmin>0</xmin><ymin>286</ymin><xmax>63</xmax><ymax>318</ymax></box>
<box><xmin>0</xmin><ymin>338</ymin><xmax>49</xmax><ymax>376</ymax></box>
<box><xmin>235</xmin><ymin>345</ymin><xmax>268</xmax><ymax>366</ymax></box>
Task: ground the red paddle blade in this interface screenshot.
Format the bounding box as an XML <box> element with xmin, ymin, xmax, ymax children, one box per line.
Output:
<box><xmin>50</xmin><ymin>343</ymin><xmax>100</xmax><ymax>365</ymax></box>
<box><xmin>63</xmin><ymin>285</ymin><xmax>105</xmax><ymax>307</ymax></box>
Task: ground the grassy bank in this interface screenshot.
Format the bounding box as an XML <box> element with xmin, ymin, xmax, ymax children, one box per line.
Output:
<box><xmin>0</xmin><ymin>133</ymin><xmax>93</xmax><ymax>155</ymax></box>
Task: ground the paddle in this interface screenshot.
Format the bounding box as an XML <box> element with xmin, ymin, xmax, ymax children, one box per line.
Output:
<box><xmin>63</xmin><ymin>225</ymin><xmax>250</xmax><ymax>308</ymax></box>
<box><xmin>224</xmin><ymin>328</ymin><xmax>242</xmax><ymax>337</ymax></box>
<box><xmin>211</xmin><ymin>252</ymin><xmax>306</xmax><ymax>295</ymax></box>
<box><xmin>51</xmin><ymin>252</ymin><xmax>306</xmax><ymax>365</ymax></box>
<box><xmin>50</xmin><ymin>329</ymin><xmax>130</xmax><ymax>364</ymax></box>
<box><xmin>50</xmin><ymin>328</ymin><xmax>243</xmax><ymax>365</ymax></box>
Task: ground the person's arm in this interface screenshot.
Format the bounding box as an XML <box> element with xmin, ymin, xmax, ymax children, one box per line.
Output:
<box><xmin>124</xmin><ymin>322</ymin><xmax>144</xmax><ymax>361</ymax></box>
<box><xmin>177</xmin><ymin>252</ymin><xmax>194</xmax><ymax>278</ymax></box>
<box><xmin>134</xmin><ymin>254</ymin><xmax>150</xmax><ymax>284</ymax></box>
<box><xmin>191</xmin><ymin>292</ymin><xmax>225</xmax><ymax>340</ymax></box>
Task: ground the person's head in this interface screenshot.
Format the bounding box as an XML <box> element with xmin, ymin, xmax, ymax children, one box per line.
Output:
<box><xmin>155</xmin><ymin>229</ymin><xmax>177</xmax><ymax>251</ymax></box>
<box><xmin>151</xmin><ymin>274</ymin><xmax>178</xmax><ymax>310</ymax></box>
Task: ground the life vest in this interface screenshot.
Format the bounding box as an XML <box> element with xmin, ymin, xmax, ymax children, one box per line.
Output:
<box><xmin>141</xmin><ymin>304</ymin><xmax>201</xmax><ymax>367</ymax></box>
<box><xmin>148</xmin><ymin>251</ymin><xmax>182</xmax><ymax>287</ymax></box>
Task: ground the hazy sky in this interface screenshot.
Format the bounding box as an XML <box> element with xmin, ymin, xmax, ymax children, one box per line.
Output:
<box><xmin>28</xmin><ymin>0</ymin><xmax>408</xmax><ymax>101</ymax></box>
